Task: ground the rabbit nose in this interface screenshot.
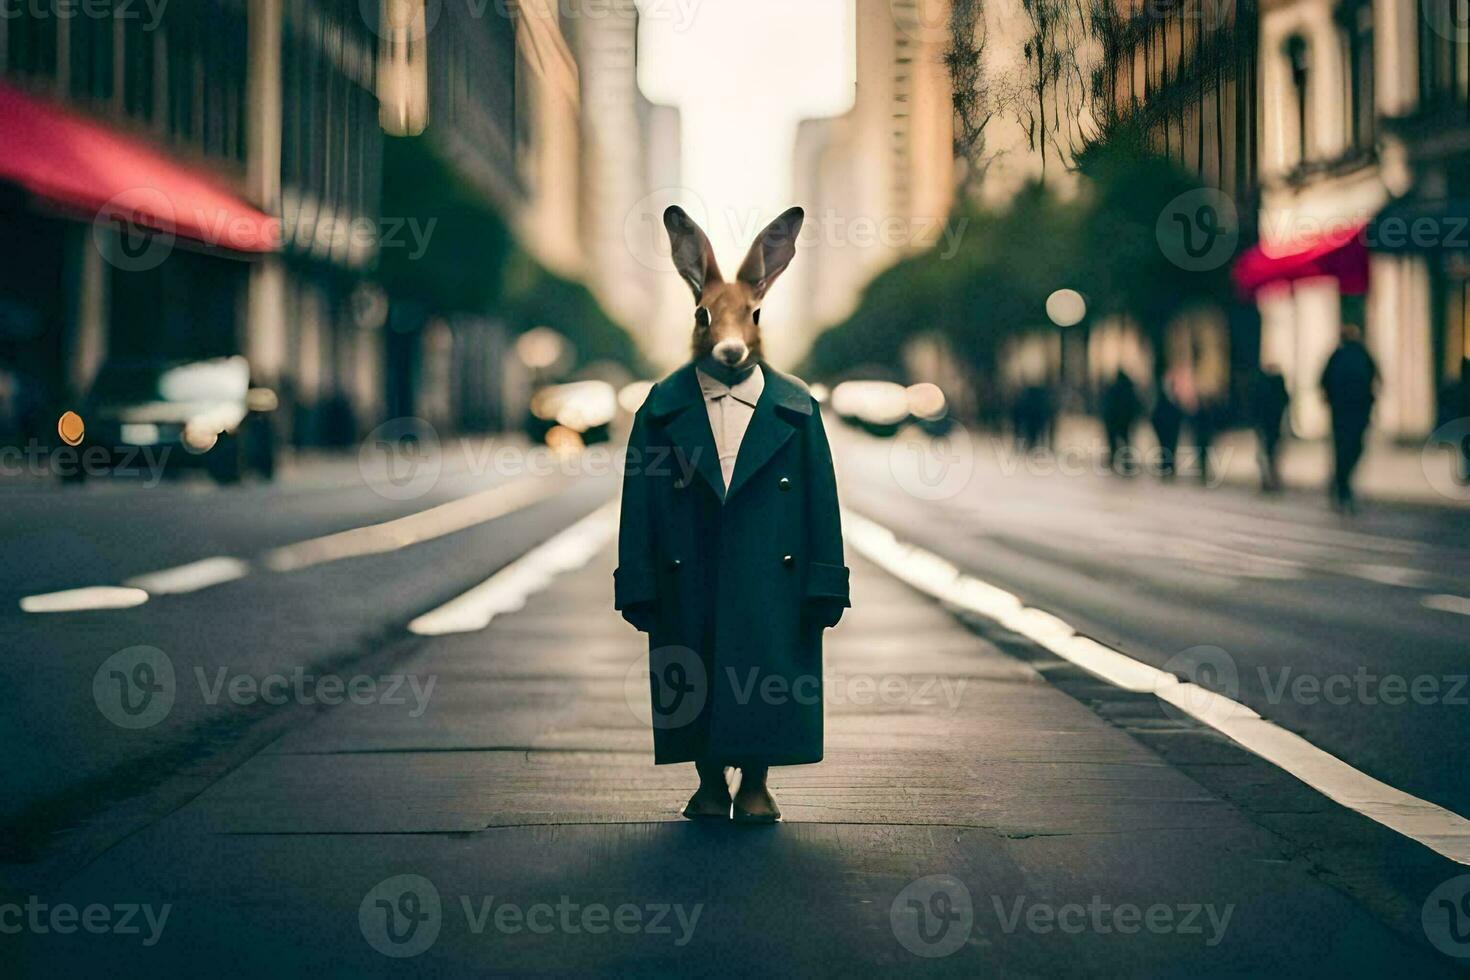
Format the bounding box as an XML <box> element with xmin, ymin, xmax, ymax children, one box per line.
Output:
<box><xmin>713</xmin><ymin>340</ymin><xmax>748</xmax><ymax>365</ymax></box>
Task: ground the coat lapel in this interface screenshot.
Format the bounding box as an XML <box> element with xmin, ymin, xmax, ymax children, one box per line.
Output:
<box><xmin>647</xmin><ymin>363</ymin><xmax>725</xmax><ymax>498</ymax></box>
<box><xmin>725</xmin><ymin>366</ymin><xmax>813</xmax><ymax>501</ymax></box>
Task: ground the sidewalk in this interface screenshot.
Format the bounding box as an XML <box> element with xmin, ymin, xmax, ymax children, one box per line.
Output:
<box><xmin>1050</xmin><ymin>414</ymin><xmax>1467</xmax><ymax>508</ymax></box>
<box><xmin>18</xmin><ymin>548</ymin><xmax>1450</xmax><ymax>976</ymax></box>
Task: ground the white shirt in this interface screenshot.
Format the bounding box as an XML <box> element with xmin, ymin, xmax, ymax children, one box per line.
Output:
<box><xmin>696</xmin><ymin>364</ymin><xmax>765</xmax><ymax>493</ymax></box>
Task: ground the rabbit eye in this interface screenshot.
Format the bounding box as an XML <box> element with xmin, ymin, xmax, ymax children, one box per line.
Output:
<box><xmin>695</xmin><ymin>307</ymin><xmax>711</xmax><ymax>328</ymax></box>
<box><xmin>753</xmin><ymin>309</ymin><xmax>761</xmax><ymax>326</ymax></box>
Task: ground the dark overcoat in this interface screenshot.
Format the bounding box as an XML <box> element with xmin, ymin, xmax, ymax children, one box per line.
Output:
<box><xmin>614</xmin><ymin>361</ymin><xmax>850</xmax><ymax>766</ymax></box>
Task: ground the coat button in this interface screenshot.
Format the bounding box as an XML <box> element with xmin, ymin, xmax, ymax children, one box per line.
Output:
<box><xmin>782</xmin><ymin>554</ymin><xmax>795</xmax><ymax>568</ymax></box>
<box><xmin>669</xmin><ymin>558</ymin><xmax>682</xmax><ymax>571</ymax></box>
<box><xmin>778</xmin><ymin>477</ymin><xmax>792</xmax><ymax>491</ymax></box>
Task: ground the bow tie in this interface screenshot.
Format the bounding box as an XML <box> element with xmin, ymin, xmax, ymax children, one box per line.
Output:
<box><xmin>696</xmin><ymin>355</ymin><xmax>758</xmax><ymax>388</ymax></box>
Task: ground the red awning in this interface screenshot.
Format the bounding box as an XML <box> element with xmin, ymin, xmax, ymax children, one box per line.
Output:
<box><xmin>1232</xmin><ymin>221</ymin><xmax>1369</xmax><ymax>299</ymax></box>
<box><xmin>0</xmin><ymin>80</ymin><xmax>278</xmax><ymax>254</ymax></box>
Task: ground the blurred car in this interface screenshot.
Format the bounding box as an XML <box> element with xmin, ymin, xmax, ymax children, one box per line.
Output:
<box><xmin>830</xmin><ymin>380</ymin><xmax>912</xmax><ymax>436</ymax></box>
<box><xmin>828</xmin><ymin>379</ymin><xmax>953</xmax><ymax>437</ymax></box>
<box><xmin>526</xmin><ymin>380</ymin><xmax>618</xmax><ymax>448</ymax></box>
<box><xmin>74</xmin><ymin>355</ymin><xmax>277</xmax><ymax>483</ymax></box>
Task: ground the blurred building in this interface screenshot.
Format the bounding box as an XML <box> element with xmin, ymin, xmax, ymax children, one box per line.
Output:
<box><xmin>0</xmin><ymin>0</ymin><xmax>648</xmax><ymax>457</ymax></box>
<box><xmin>374</xmin><ymin>0</ymin><xmax>529</xmax><ymax>434</ymax></box>
<box><xmin>788</xmin><ymin>0</ymin><xmax>955</xmax><ymax>360</ymax></box>
<box><xmin>1236</xmin><ymin>0</ymin><xmax>1468</xmax><ymax>440</ymax></box>
<box><xmin>635</xmin><ymin>92</ymin><xmax>687</xmax><ymax>363</ymax></box>
<box><xmin>1087</xmin><ymin>0</ymin><xmax>1263</xmax><ymax>412</ymax></box>
<box><xmin>515</xmin><ymin>0</ymin><xmax>585</xmax><ymax>280</ymax></box>
<box><xmin>564</xmin><ymin>0</ymin><xmax>683</xmax><ymax>365</ymax></box>
<box><xmin>0</xmin><ymin>0</ymin><xmax>282</xmax><ymax>442</ymax></box>
<box><xmin>264</xmin><ymin>0</ymin><xmax>385</xmax><ymax>446</ymax></box>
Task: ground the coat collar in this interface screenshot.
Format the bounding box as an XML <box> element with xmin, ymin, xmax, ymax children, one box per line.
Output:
<box><xmin>647</xmin><ymin>361</ymin><xmax>812</xmax><ymax>502</ymax></box>
<box><xmin>696</xmin><ymin>363</ymin><xmax>765</xmax><ymax>409</ymax></box>
<box><xmin>647</xmin><ymin>361</ymin><xmax>811</xmax><ymax>421</ymax></box>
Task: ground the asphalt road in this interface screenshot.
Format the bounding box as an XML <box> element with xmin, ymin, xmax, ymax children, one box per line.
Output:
<box><xmin>4</xmin><ymin>424</ymin><xmax>1470</xmax><ymax>975</ymax></box>
<box><xmin>835</xmin><ymin>421</ymin><xmax>1470</xmax><ymax>821</ymax></box>
<box><xmin>0</xmin><ymin>439</ymin><xmax>619</xmax><ymax>836</ymax></box>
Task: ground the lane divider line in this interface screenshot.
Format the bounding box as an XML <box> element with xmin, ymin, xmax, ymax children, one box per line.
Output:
<box><xmin>124</xmin><ymin>557</ymin><xmax>251</xmax><ymax>595</ymax></box>
<box><xmin>19</xmin><ymin>477</ymin><xmax>568</xmax><ymax>613</ymax></box>
<box><xmin>841</xmin><ymin>508</ymin><xmax>1470</xmax><ymax>866</ymax></box>
<box><xmin>408</xmin><ymin>502</ymin><xmax>619</xmax><ymax>636</ymax></box>
<box><xmin>19</xmin><ymin>586</ymin><xmax>150</xmax><ymax>614</ymax></box>
<box><xmin>264</xmin><ymin>475</ymin><xmax>563</xmax><ymax>573</ymax></box>
<box><xmin>1422</xmin><ymin>594</ymin><xmax>1470</xmax><ymax>617</ymax></box>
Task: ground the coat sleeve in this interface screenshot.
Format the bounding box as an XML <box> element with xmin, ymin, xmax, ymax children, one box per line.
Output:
<box><xmin>804</xmin><ymin>402</ymin><xmax>850</xmax><ymax>626</ymax></box>
<box><xmin>614</xmin><ymin>404</ymin><xmax>658</xmax><ymax>626</ymax></box>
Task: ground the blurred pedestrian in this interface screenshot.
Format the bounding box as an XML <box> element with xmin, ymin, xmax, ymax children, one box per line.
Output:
<box><xmin>1013</xmin><ymin>384</ymin><xmax>1053</xmax><ymax>451</ymax></box>
<box><xmin>1249</xmin><ymin>365</ymin><xmax>1290</xmax><ymax>491</ymax></box>
<box><xmin>1101</xmin><ymin>370</ymin><xmax>1141</xmax><ymax>474</ymax></box>
<box><xmin>1192</xmin><ymin>396</ymin><xmax>1218</xmax><ymax>485</ymax></box>
<box><xmin>1150</xmin><ymin>378</ymin><xmax>1184</xmax><ymax>480</ymax></box>
<box><xmin>1439</xmin><ymin>374</ymin><xmax>1470</xmax><ymax>485</ymax></box>
<box><xmin>1320</xmin><ymin>323</ymin><xmax>1379</xmax><ymax>512</ymax></box>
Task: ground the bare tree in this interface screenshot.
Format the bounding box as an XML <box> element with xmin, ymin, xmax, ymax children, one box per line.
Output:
<box><xmin>1016</xmin><ymin>0</ymin><xmax>1106</xmax><ymax>181</ymax></box>
<box><xmin>945</xmin><ymin>0</ymin><xmax>1001</xmax><ymax>198</ymax></box>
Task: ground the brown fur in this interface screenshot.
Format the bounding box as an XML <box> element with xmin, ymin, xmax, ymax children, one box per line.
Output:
<box><xmin>664</xmin><ymin>206</ymin><xmax>805</xmax><ymax>367</ymax></box>
<box><xmin>691</xmin><ymin>282</ymin><xmax>764</xmax><ymax>363</ymax></box>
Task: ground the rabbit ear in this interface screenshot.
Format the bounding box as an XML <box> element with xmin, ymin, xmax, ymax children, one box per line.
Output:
<box><xmin>663</xmin><ymin>207</ymin><xmax>723</xmax><ymax>300</ymax></box>
<box><xmin>736</xmin><ymin>207</ymin><xmax>804</xmax><ymax>299</ymax></box>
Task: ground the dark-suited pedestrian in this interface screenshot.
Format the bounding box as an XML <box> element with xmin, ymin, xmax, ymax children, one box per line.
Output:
<box><xmin>1101</xmin><ymin>370</ymin><xmax>1141</xmax><ymax>474</ymax></box>
<box><xmin>616</xmin><ymin>206</ymin><xmax>849</xmax><ymax>824</ymax></box>
<box><xmin>1013</xmin><ymin>384</ymin><xmax>1053</xmax><ymax>451</ymax></box>
<box><xmin>1249</xmin><ymin>365</ymin><xmax>1290</xmax><ymax>491</ymax></box>
<box><xmin>1320</xmin><ymin>323</ymin><xmax>1379</xmax><ymax>512</ymax></box>
<box><xmin>1151</xmin><ymin>378</ymin><xmax>1184</xmax><ymax>481</ymax></box>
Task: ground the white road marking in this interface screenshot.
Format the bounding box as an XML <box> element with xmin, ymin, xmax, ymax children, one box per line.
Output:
<box><xmin>19</xmin><ymin>586</ymin><xmax>150</xmax><ymax>613</ymax></box>
<box><xmin>264</xmin><ymin>475</ymin><xmax>564</xmax><ymax>572</ymax></box>
<box><xmin>842</xmin><ymin>508</ymin><xmax>1470</xmax><ymax>866</ymax></box>
<box><xmin>1422</xmin><ymin>594</ymin><xmax>1470</xmax><ymax>617</ymax></box>
<box><xmin>124</xmin><ymin>557</ymin><xmax>251</xmax><ymax>594</ymax></box>
<box><xmin>24</xmin><ymin>477</ymin><xmax>567</xmax><ymax>613</ymax></box>
<box><xmin>408</xmin><ymin>502</ymin><xmax>618</xmax><ymax>636</ymax></box>
<box><xmin>1341</xmin><ymin>563</ymin><xmax>1430</xmax><ymax>588</ymax></box>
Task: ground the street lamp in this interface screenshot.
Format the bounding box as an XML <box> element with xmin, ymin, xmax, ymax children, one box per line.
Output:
<box><xmin>1046</xmin><ymin>288</ymin><xmax>1087</xmax><ymax>328</ymax></box>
